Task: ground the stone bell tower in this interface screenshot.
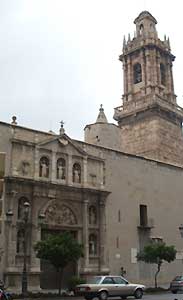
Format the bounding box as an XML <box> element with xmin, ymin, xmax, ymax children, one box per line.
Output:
<box><xmin>114</xmin><ymin>11</ymin><xmax>183</xmax><ymax>165</ymax></box>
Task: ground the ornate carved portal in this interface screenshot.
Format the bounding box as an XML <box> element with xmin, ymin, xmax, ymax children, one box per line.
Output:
<box><xmin>40</xmin><ymin>200</ymin><xmax>78</xmax><ymax>289</ymax></box>
<box><xmin>44</xmin><ymin>201</ymin><xmax>77</xmax><ymax>226</ymax></box>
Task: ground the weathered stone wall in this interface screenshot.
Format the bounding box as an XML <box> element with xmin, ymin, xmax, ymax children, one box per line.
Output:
<box><xmin>78</xmin><ymin>140</ymin><xmax>183</xmax><ymax>284</ymax></box>
<box><xmin>84</xmin><ymin>123</ymin><xmax>121</xmax><ymax>151</ymax></box>
<box><xmin>119</xmin><ymin>115</ymin><xmax>183</xmax><ymax>166</ymax></box>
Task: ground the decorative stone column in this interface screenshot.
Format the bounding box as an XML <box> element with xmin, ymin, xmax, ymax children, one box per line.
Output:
<box><xmin>127</xmin><ymin>57</ymin><xmax>132</xmax><ymax>101</ymax></box>
<box><xmin>30</xmin><ymin>201</ymin><xmax>42</xmax><ymax>273</ymax></box>
<box><xmin>123</xmin><ymin>61</ymin><xmax>128</xmax><ymax>97</ymax></box>
<box><xmin>68</xmin><ymin>154</ymin><xmax>73</xmax><ymax>185</ymax></box>
<box><xmin>145</xmin><ymin>49</ymin><xmax>151</xmax><ymax>93</ymax></box>
<box><xmin>6</xmin><ymin>221</ymin><xmax>16</xmax><ymax>270</ymax></box>
<box><xmin>83</xmin><ymin>157</ymin><xmax>87</xmax><ymax>187</ymax></box>
<box><xmin>51</xmin><ymin>151</ymin><xmax>56</xmax><ymax>182</ymax></box>
<box><xmin>156</xmin><ymin>50</ymin><xmax>161</xmax><ymax>94</ymax></box>
<box><xmin>34</xmin><ymin>146</ymin><xmax>39</xmax><ymax>179</ymax></box>
<box><xmin>99</xmin><ymin>198</ymin><xmax>109</xmax><ymax>273</ymax></box>
<box><xmin>83</xmin><ymin>200</ymin><xmax>89</xmax><ymax>271</ymax></box>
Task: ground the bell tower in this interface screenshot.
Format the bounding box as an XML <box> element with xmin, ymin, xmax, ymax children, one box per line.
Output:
<box><xmin>114</xmin><ymin>11</ymin><xmax>183</xmax><ymax>165</ymax></box>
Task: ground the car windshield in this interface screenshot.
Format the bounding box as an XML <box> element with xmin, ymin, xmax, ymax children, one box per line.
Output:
<box><xmin>87</xmin><ymin>276</ymin><xmax>102</xmax><ymax>284</ymax></box>
<box><xmin>174</xmin><ymin>276</ymin><xmax>183</xmax><ymax>281</ymax></box>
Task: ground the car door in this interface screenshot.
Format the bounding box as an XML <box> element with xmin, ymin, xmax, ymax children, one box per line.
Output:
<box><xmin>112</xmin><ymin>276</ymin><xmax>130</xmax><ymax>296</ymax></box>
<box><xmin>101</xmin><ymin>277</ymin><xmax>116</xmax><ymax>296</ymax></box>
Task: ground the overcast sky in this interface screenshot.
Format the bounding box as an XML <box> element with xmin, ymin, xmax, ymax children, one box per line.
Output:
<box><xmin>1</xmin><ymin>0</ymin><xmax>183</xmax><ymax>140</ymax></box>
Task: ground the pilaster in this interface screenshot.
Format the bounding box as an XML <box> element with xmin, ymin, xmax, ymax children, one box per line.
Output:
<box><xmin>99</xmin><ymin>198</ymin><xmax>109</xmax><ymax>273</ymax></box>
<box><xmin>68</xmin><ymin>154</ymin><xmax>73</xmax><ymax>185</ymax></box>
<box><xmin>51</xmin><ymin>151</ymin><xmax>56</xmax><ymax>182</ymax></box>
<box><xmin>83</xmin><ymin>199</ymin><xmax>89</xmax><ymax>270</ymax></box>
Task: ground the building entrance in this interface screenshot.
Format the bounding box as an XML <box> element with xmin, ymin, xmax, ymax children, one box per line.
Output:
<box><xmin>40</xmin><ymin>229</ymin><xmax>77</xmax><ymax>290</ymax></box>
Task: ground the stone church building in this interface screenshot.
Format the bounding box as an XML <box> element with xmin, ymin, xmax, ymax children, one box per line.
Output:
<box><xmin>0</xmin><ymin>11</ymin><xmax>183</xmax><ymax>290</ymax></box>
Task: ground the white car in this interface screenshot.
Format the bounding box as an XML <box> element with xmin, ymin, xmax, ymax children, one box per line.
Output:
<box><xmin>75</xmin><ymin>275</ymin><xmax>146</xmax><ymax>300</ymax></box>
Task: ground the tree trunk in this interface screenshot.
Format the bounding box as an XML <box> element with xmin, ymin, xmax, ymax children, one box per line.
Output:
<box><xmin>154</xmin><ymin>262</ymin><xmax>161</xmax><ymax>288</ymax></box>
<box><xmin>58</xmin><ymin>268</ymin><xmax>63</xmax><ymax>295</ymax></box>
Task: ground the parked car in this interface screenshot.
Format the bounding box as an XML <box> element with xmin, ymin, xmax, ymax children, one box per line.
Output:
<box><xmin>75</xmin><ymin>275</ymin><xmax>146</xmax><ymax>300</ymax></box>
<box><xmin>170</xmin><ymin>275</ymin><xmax>183</xmax><ymax>293</ymax></box>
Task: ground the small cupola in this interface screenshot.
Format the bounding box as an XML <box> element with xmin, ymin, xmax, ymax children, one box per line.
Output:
<box><xmin>96</xmin><ymin>104</ymin><xmax>108</xmax><ymax>123</ymax></box>
<box><xmin>134</xmin><ymin>11</ymin><xmax>157</xmax><ymax>37</ymax></box>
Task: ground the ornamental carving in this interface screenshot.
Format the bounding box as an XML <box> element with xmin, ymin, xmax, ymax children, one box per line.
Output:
<box><xmin>45</xmin><ymin>202</ymin><xmax>77</xmax><ymax>226</ymax></box>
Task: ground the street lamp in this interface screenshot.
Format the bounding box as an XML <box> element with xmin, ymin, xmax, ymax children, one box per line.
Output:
<box><xmin>6</xmin><ymin>201</ymin><xmax>45</xmax><ymax>295</ymax></box>
<box><xmin>6</xmin><ymin>201</ymin><xmax>30</xmax><ymax>296</ymax></box>
<box><xmin>21</xmin><ymin>201</ymin><xmax>30</xmax><ymax>296</ymax></box>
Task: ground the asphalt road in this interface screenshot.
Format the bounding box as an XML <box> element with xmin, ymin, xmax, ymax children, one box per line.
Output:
<box><xmin>28</xmin><ymin>293</ymin><xmax>183</xmax><ymax>300</ymax></box>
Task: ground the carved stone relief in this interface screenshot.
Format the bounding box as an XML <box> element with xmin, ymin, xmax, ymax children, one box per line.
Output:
<box><xmin>45</xmin><ymin>201</ymin><xmax>77</xmax><ymax>226</ymax></box>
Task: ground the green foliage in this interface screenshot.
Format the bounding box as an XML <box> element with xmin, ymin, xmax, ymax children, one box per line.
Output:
<box><xmin>137</xmin><ymin>242</ymin><xmax>176</xmax><ymax>288</ymax></box>
<box><xmin>68</xmin><ymin>276</ymin><xmax>86</xmax><ymax>291</ymax></box>
<box><xmin>34</xmin><ymin>232</ymin><xmax>83</xmax><ymax>295</ymax></box>
<box><xmin>34</xmin><ymin>232</ymin><xmax>83</xmax><ymax>271</ymax></box>
<box><xmin>137</xmin><ymin>242</ymin><xmax>176</xmax><ymax>265</ymax></box>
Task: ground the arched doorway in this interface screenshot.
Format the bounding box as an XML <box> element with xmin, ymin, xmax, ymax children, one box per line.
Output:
<box><xmin>40</xmin><ymin>229</ymin><xmax>77</xmax><ymax>289</ymax></box>
<box><xmin>40</xmin><ymin>201</ymin><xmax>79</xmax><ymax>289</ymax></box>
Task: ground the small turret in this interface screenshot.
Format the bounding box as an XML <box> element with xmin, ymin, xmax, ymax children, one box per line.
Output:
<box><xmin>96</xmin><ymin>104</ymin><xmax>108</xmax><ymax>123</ymax></box>
<box><xmin>84</xmin><ymin>105</ymin><xmax>120</xmax><ymax>150</ymax></box>
<box><xmin>134</xmin><ymin>11</ymin><xmax>157</xmax><ymax>38</ymax></box>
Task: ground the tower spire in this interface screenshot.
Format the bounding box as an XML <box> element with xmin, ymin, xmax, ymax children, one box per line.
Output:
<box><xmin>114</xmin><ymin>11</ymin><xmax>183</xmax><ymax>166</ymax></box>
<box><xmin>96</xmin><ymin>104</ymin><xmax>108</xmax><ymax>123</ymax></box>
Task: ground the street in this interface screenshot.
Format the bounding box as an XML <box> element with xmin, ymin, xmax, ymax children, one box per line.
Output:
<box><xmin>143</xmin><ymin>292</ymin><xmax>183</xmax><ymax>300</ymax></box>
<box><xmin>32</xmin><ymin>293</ymin><xmax>183</xmax><ymax>300</ymax></box>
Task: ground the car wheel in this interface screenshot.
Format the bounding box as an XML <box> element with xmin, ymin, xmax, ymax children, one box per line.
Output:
<box><xmin>172</xmin><ymin>290</ymin><xmax>177</xmax><ymax>294</ymax></box>
<box><xmin>99</xmin><ymin>290</ymin><xmax>108</xmax><ymax>300</ymax></box>
<box><xmin>134</xmin><ymin>289</ymin><xmax>143</xmax><ymax>299</ymax></box>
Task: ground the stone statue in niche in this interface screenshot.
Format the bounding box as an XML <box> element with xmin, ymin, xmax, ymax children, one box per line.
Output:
<box><xmin>39</xmin><ymin>157</ymin><xmax>49</xmax><ymax>178</ymax></box>
<box><xmin>74</xmin><ymin>169</ymin><xmax>80</xmax><ymax>183</ymax></box>
<box><xmin>41</xmin><ymin>161</ymin><xmax>47</xmax><ymax>177</ymax></box>
<box><xmin>73</xmin><ymin>164</ymin><xmax>81</xmax><ymax>183</ymax></box>
<box><xmin>57</xmin><ymin>159</ymin><xmax>66</xmax><ymax>180</ymax></box>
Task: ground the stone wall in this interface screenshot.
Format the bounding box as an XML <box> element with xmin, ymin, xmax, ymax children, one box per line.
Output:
<box><xmin>119</xmin><ymin>114</ymin><xmax>183</xmax><ymax>166</ymax></box>
<box><xmin>77</xmin><ymin>139</ymin><xmax>183</xmax><ymax>284</ymax></box>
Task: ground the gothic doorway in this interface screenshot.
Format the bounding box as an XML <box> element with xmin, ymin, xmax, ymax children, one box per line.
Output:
<box><xmin>40</xmin><ymin>229</ymin><xmax>77</xmax><ymax>289</ymax></box>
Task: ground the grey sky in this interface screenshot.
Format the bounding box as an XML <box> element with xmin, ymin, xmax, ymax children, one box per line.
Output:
<box><xmin>0</xmin><ymin>0</ymin><xmax>183</xmax><ymax>140</ymax></box>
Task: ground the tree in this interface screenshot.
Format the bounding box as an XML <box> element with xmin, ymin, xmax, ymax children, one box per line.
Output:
<box><xmin>137</xmin><ymin>242</ymin><xmax>176</xmax><ymax>288</ymax></box>
<box><xmin>34</xmin><ymin>232</ymin><xmax>83</xmax><ymax>295</ymax></box>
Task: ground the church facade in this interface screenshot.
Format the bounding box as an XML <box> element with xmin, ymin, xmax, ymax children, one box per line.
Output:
<box><xmin>0</xmin><ymin>11</ymin><xmax>183</xmax><ymax>291</ymax></box>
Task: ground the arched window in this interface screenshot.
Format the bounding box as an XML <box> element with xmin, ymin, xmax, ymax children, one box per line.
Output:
<box><xmin>89</xmin><ymin>234</ymin><xmax>97</xmax><ymax>255</ymax></box>
<box><xmin>133</xmin><ymin>63</ymin><xmax>142</xmax><ymax>84</ymax></box>
<box><xmin>56</xmin><ymin>158</ymin><xmax>66</xmax><ymax>180</ymax></box>
<box><xmin>160</xmin><ymin>63</ymin><xmax>166</xmax><ymax>86</ymax></box>
<box><xmin>72</xmin><ymin>163</ymin><xmax>81</xmax><ymax>183</ymax></box>
<box><xmin>16</xmin><ymin>229</ymin><xmax>24</xmax><ymax>253</ymax></box>
<box><xmin>18</xmin><ymin>197</ymin><xmax>29</xmax><ymax>219</ymax></box>
<box><xmin>89</xmin><ymin>206</ymin><xmax>97</xmax><ymax>225</ymax></box>
<box><xmin>139</xmin><ymin>24</ymin><xmax>144</xmax><ymax>35</ymax></box>
<box><xmin>39</xmin><ymin>157</ymin><xmax>49</xmax><ymax>178</ymax></box>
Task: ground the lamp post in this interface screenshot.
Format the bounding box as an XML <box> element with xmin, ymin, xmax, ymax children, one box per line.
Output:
<box><xmin>21</xmin><ymin>201</ymin><xmax>30</xmax><ymax>296</ymax></box>
<box><xmin>7</xmin><ymin>201</ymin><xmax>31</xmax><ymax>296</ymax></box>
<box><xmin>6</xmin><ymin>201</ymin><xmax>45</xmax><ymax>295</ymax></box>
